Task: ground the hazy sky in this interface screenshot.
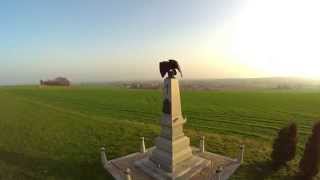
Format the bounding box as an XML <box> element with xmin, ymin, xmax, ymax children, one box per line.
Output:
<box><xmin>1</xmin><ymin>0</ymin><xmax>320</xmax><ymax>85</ymax></box>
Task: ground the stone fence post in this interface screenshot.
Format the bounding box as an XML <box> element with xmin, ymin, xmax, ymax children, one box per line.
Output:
<box><xmin>238</xmin><ymin>144</ymin><xmax>245</xmax><ymax>163</ymax></box>
<box><xmin>216</xmin><ymin>166</ymin><xmax>223</xmax><ymax>180</ymax></box>
<box><xmin>101</xmin><ymin>147</ymin><xmax>108</xmax><ymax>166</ymax></box>
<box><xmin>200</xmin><ymin>136</ymin><xmax>205</xmax><ymax>153</ymax></box>
<box><xmin>140</xmin><ymin>137</ymin><xmax>146</xmax><ymax>153</ymax></box>
<box><xmin>125</xmin><ymin>168</ymin><xmax>132</xmax><ymax>180</ymax></box>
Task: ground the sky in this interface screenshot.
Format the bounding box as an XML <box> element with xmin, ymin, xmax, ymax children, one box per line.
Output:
<box><xmin>1</xmin><ymin>0</ymin><xmax>320</xmax><ymax>85</ymax></box>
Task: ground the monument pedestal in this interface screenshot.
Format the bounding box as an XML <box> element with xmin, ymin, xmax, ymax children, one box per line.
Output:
<box><xmin>135</xmin><ymin>153</ymin><xmax>209</xmax><ymax>180</ymax></box>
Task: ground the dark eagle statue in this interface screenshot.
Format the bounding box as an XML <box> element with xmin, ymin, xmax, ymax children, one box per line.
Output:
<box><xmin>159</xmin><ymin>59</ymin><xmax>183</xmax><ymax>78</ymax></box>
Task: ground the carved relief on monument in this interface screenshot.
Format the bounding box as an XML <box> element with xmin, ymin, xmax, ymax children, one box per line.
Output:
<box><xmin>162</xmin><ymin>99</ymin><xmax>171</xmax><ymax>114</ymax></box>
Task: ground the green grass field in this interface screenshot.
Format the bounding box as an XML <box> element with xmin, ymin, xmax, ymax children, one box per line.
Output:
<box><xmin>0</xmin><ymin>85</ymin><xmax>320</xmax><ymax>179</ymax></box>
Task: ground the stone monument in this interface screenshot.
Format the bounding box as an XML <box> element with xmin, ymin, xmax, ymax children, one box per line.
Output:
<box><xmin>101</xmin><ymin>60</ymin><xmax>243</xmax><ymax>180</ymax></box>
<box><xmin>134</xmin><ymin>60</ymin><xmax>210</xmax><ymax>179</ymax></box>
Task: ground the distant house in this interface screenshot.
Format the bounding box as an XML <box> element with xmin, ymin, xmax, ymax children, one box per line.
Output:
<box><xmin>40</xmin><ymin>77</ymin><xmax>71</xmax><ymax>86</ymax></box>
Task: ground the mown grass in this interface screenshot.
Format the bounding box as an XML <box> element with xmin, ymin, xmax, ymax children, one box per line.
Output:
<box><xmin>0</xmin><ymin>85</ymin><xmax>320</xmax><ymax>179</ymax></box>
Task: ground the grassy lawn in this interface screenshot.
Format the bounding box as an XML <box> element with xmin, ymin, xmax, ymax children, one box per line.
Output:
<box><xmin>1</xmin><ymin>85</ymin><xmax>320</xmax><ymax>179</ymax></box>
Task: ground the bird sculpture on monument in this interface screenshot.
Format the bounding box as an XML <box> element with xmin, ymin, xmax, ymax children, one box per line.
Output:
<box><xmin>159</xmin><ymin>59</ymin><xmax>183</xmax><ymax>78</ymax></box>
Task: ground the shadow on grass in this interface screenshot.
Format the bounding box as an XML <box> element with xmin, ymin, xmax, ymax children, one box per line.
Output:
<box><xmin>242</xmin><ymin>160</ymin><xmax>274</xmax><ymax>179</ymax></box>
<box><xmin>235</xmin><ymin>160</ymin><xmax>298</xmax><ymax>180</ymax></box>
<box><xmin>0</xmin><ymin>149</ymin><xmax>113</xmax><ymax>180</ymax></box>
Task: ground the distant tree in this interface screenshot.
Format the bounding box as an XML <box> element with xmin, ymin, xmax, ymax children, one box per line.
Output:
<box><xmin>298</xmin><ymin>121</ymin><xmax>320</xmax><ymax>180</ymax></box>
<box><xmin>271</xmin><ymin>123</ymin><xmax>298</xmax><ymax>168</ymax></box>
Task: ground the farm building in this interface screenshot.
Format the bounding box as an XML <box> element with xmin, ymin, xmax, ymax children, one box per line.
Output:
<box><xmin>40</xmin><ymin>77</ymin><xmax>71</xmax><ymax>86</ymax></box>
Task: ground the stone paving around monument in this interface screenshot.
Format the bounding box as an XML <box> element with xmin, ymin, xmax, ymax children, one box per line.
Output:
<box><xmin>103</xmin><ymin>147</ymin><xmax>241</xmax><ymax>180</ymax></box>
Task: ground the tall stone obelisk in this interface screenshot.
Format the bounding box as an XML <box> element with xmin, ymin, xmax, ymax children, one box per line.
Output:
<box><xmin>150</xmin><ymin>77</ymin><xmax>194</xmax><ymax>172</ymax></box>
<box><xmin>135</xmin><ymin>60</ymin><xmax>209</xmax><ymax>179</ymax></box>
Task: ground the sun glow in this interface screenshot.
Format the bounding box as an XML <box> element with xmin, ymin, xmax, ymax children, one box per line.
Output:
<box><xmin>210</xmin><ymin>0</ymin><xmax>320</xmax><ymax>79</ymax></box>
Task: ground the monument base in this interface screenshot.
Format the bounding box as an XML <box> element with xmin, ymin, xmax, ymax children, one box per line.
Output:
<box><xmin>103</xmin><ymin>147</ymin><xmax>241</xmax><ymax>180</ymax></box>
<box><xmin>134</xmin><ymin>154</ymin><xmax>209</xmax><ymax>180</ymax></box>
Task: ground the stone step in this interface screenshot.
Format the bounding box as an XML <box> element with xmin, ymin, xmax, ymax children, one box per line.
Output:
<box><xmin>155</xmin><ymin>136</ymin><xmax>191</xmax><ymax>154</ymax></box>
<box><xmin>150</xmin><ymin>147</ymin><xmax>193</xmax><ymax>172</ymax></box>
